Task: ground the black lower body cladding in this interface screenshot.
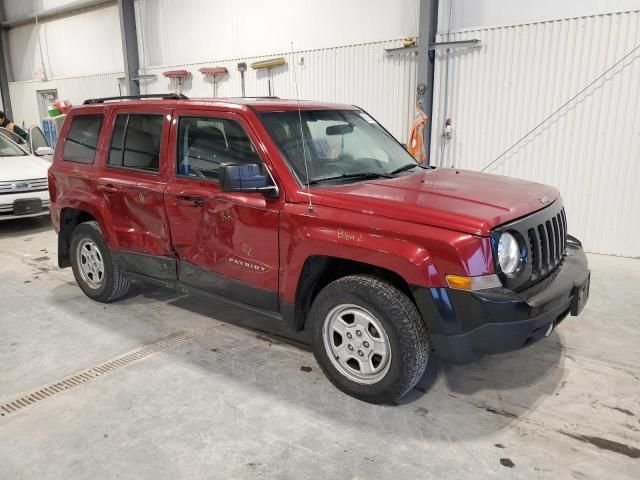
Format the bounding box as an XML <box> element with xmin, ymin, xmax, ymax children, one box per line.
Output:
<box><xmin>413</xmin><ymin>242</ymin><xmax>590</xmax><ymax>364</ymax></box>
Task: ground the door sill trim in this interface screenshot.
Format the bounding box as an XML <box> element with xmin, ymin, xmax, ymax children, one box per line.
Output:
<box><xmin>125</xmin><ymin>271</ymin><xmax>284</xmax><ymax>322</ymax></box>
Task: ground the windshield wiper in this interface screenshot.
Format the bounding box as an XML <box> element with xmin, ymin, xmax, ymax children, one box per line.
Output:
<box><xmin>311</xmin><ymin>172</ymin><xmax>393</xmax><ymax>184</ymax></box>
<box><xmin>390</xmin><ymin>163</ymin><xmax>422</xmax><ymax>175</ymax></box>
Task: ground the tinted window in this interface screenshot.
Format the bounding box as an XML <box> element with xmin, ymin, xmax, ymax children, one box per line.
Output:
<box><xmin>108</xmin><ymin>115</ymin><xmax>127</xmax><ymax>166</ymax></box>
<box><xmin>108</xmin><ymin>114</ymin><xmax>163</xmax><ymax>172</ymax></box>
<box><xmin>177</xmin><ymin>117</ymin><xmax>262</xmax><ymax>180</ymax></box>
<box><xmin>62</xmin><ymin>114</ymin><xmax>103</xmax><ymax>164</ymax></box>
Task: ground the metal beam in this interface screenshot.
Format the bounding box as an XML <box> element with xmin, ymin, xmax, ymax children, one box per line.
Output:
<box><xmin>118</xmin><ymin>0</ymin><xmax>140</xmax><ymax>96</ymax></box>
<box><xmin>0</xmin><ymin>25</ymin><xmax>12</xmax><ymax>117</ymax></box>
<box><xmin>385</xmin><ymin>39</ymin><xmax>481</xmax><ymax>54</ymax></box>
<box><xmin>416</xmin><ymin>0</ymin><xmax>439</xmax><ymax>164</ymax></box>
<box><xmin>430</xmin><ymin>39</ymin><xmax>481</xmax><ymax>50</ymax></box>
<box><xmin>0</xmin><ymin>0</ymin><xmax>115</xmax><ymax>29</ymax></box>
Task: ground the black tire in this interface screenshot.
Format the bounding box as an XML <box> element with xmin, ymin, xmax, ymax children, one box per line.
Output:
<box><xmin>310</xmin><ymin>275</ymin><xmax>429</xmax><ymax>404</ymax></box>
<box><xmin>69</xmin><ymin>221</ymin><xmax>130</xmax><ymax>302</ymax></box>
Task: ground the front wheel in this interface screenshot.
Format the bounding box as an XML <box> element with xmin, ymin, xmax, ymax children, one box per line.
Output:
<box><xmin>310</xmin><ymin>275</ymin><xmax>429</xmax><ymax>403</ymax></box>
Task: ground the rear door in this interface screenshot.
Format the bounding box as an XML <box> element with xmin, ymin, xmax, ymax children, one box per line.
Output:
<box><xmin>97</xmin><ymin>106</ymin><xmax>176</xmax><ymax>280</ymax></box>
<box><xmin>164</xmin><ymin>108</ymin><xmax>282</xmax><ymax>310</ymax></box>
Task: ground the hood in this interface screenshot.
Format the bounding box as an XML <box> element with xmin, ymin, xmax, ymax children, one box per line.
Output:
<box><xmin>310</xmin><ymin>169</ymin><xmax>559</xmax><ymax>236</ymax></box>
<box><xmin>0</xmin><ymin>154</ymin><xmax>51</xmax><ymax>182</ymax></box>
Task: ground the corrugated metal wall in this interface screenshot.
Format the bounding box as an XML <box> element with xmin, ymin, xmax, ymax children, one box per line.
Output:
<box><xmin>140</xmin><ymin>39</ymin><xmax>417</xmax><ymax>142</ymax></box>
<box><xmin>431</xmin><ymin>10</ymin><xmax>640</xmax><ymax>257</ymax></box>
<box><xmin>8</xmin><ymin>72</ymin><xmax>123</xmax><ymax>127</ymax></box>
<box><xmin>7</xmin><ymin>40</ymin><xmax>417</xmax><ymax>143</ymax></box>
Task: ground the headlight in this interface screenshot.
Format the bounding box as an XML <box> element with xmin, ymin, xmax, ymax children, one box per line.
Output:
<box><xmin>497</xmin><ymin>232</ymin><xmax>521</xmax><ymax>276</ymax></box>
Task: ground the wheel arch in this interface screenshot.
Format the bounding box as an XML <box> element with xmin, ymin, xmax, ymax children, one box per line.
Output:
<box><xmin>57</xmin><ymin>205</ymin><xmax>105</xmax><ymax>268</ymax></box>
<box><xmin>283</xmin><ymin>255</ymin><xmax>418</xmax><ymax>331</ymax></box>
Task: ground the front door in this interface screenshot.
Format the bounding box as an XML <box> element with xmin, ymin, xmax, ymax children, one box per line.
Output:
<box><xmin>164</xmin><ymin>109</ymin><xmax>281</xmax><ymax>311</ymax></box>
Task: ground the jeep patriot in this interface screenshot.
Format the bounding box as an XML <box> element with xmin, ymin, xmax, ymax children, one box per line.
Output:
<box><xmin>48</xmin><ymin>94</ymin><xmax>590</xmax><ymax>403</ymax></box>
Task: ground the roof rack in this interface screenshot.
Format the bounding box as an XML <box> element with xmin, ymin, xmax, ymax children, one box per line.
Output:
<box><xmin>83</xmin><ymin>93</ymin><xmax>188</xmax><ymax>105</ymax></box>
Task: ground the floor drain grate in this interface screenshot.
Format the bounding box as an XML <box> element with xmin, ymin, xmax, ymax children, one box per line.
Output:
<box><xmin>0</xmin><ymin>331</ymin><xmax>195</xmax><ymax>418</ymax></box>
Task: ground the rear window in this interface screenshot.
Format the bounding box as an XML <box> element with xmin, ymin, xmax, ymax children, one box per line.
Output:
<box><xmin>62</xmin><ymin>114</ymin><xmax>104</xmax><ymax>164</ymax></box>
<box><xmin>108</xmin><ymin>114</ymin><xmax>163</xmax><ymax>172</ymax></box>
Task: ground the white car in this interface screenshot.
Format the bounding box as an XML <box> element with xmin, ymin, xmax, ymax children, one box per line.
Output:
<box><xmin>0</xmin><ymin>131</ymin><xmax>53</xmax><ymax>220</ymax></box>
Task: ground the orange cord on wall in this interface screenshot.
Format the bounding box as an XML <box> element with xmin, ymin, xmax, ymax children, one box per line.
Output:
<box><xmin>408</xmin><ymin>102</ymin><xmax>429</xmax><ymax>164</ymax></box>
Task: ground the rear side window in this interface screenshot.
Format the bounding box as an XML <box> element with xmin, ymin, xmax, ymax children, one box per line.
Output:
<box><xmin>176</xmin><ymin>116</ymin><xmax>262</xmax><ymax>180</ymax></box>
<box><xmin>62</xmin><ymin>114</ymin><xmax>104</xmax><ymax>164</ymax></box>
<box><xmin>108</xmin><ymin>114</ymin><xmax>163</xmax><ymax>172</ymax></box>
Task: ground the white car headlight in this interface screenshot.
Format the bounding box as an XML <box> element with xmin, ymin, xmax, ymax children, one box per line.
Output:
<box><xmin>497</xmin><ymin>232</ymin><xmax>521</xmax><ymax>276</ymax></box>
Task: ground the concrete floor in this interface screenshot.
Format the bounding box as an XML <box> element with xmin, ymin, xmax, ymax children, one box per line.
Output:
<box><xmin>0</xmin><ymin>217</ymin><xmax>639</xmax><ymax>479</ymax></box>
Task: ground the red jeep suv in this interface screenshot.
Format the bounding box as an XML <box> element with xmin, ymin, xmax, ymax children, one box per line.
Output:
<box><xmin>48</xmin><ymin>94</ymin><xmax>590</xmax><ymax>403</ymax></box>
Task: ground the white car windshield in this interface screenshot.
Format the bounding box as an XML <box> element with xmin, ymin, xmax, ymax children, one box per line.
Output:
<box><xmin>0</xmin><ymin>133</ymin><xmax>27</xmax><ymax>157</ymax></box>
<box><xmin>262</xmin><ymin>109</ymin><xmax>422</xmax><ymax>185</ymax></box>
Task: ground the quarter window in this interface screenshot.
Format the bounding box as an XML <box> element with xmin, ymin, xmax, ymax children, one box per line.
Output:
<box><xmin>62</xmin><ymin>114</ymin><xmax>104</xmax><ymax>164</ymax></box>
<box><xmin>108</xmin><ymin>114</ymin><xmax>163</xmax><ymax>172</ymax></box>
<box><xmin>176</xmin><ymin>117</ymin><xmax>262</xmax><ymax>180</ymax></box>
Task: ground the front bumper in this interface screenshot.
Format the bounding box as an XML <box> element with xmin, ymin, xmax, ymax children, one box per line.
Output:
<box><xmin>0</xmin><ymin>190</ymin><xmax>51</xmax><ymax>221</ymax></box>
<box><xmin>412</xmin><ymin>241</ymin><xmax>590</xmax><ymax>364</ymax></box>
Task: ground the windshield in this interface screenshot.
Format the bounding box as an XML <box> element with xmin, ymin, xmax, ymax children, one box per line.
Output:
<box><xmin>0</xmin><ymin>132</ymin><xmax>27</xmax><ymax>157</ymax></box>
<box><xmin>262</xmin><ymin>109</ymin><xmax>420</xmax><ymax>185</ymax></box>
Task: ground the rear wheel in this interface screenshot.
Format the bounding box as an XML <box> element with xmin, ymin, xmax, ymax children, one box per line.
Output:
<box><xmin>310</xmin><ymin>275</ymin><xmax>429</xmax><ymax>403</ymax></box>
<box><xmin>70</xmin><ymin>221</ymin><xmax>130</xmax><ymax>302</ymax></box>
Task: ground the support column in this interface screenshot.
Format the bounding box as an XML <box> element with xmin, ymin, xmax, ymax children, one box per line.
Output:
<box><xmin>0</xmin><ymin>31</ymin><xmax>11</xmax><ymax>117</ymax></box>
<box><xmin>0</xmin><ymin>0</ymin><xmax>12</xmax><ymax>117</ymax></box>
<box><xmin>416</xmin><ymin>0</ymin><xmax>438</xmax><ymax>164</ymax></box>
<box><xmin>118</xmin><ymin>0</ymin><xmax>140</xmax><ymax>96</ymax></box>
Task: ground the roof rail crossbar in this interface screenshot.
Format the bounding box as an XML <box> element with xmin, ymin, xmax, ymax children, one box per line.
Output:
<box><xmin>83</xmin><ymin>93</ymin><xmax>188</xmax><ymax>105</ymax></box>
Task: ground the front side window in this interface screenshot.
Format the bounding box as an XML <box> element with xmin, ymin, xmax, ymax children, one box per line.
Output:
<box><xmin>108</xmin><ymin>114</ymin><xmax>163</xmax><ymax>172</ymax></box>
<box><xmin>262</xmin><ymin>110</ymin><xmax>419</xmax><ymax>185</ymax></box>
<box><xmin>176</xmin><ymin>116</ymin><xmax>262</xmax><ymax>180</ymax></box>
<box><xmin>62</xmin><ymin>114</ymin><xmax>104</xmax><ymax>164</ymax></box>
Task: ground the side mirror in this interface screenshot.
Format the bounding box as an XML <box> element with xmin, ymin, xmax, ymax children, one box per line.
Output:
<box><xmin>35</xmin><ymin>146</ymin><xmax>54</xmax><ymax>156</ymax></box>
<box><xmin>220</xmin><ymin>163</ymin><xmax>278</xmax><ymax>196</ymax></box>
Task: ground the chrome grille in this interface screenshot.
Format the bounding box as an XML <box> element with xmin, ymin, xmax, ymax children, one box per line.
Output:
<box><xmin>0</xmin><ymin>178</ymin><xmax>48</xmax><ymax>194</ymax></box>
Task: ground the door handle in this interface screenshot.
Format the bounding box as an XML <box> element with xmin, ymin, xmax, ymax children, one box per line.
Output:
<box><xmin>98</xmin><ymin>184</ymin><xmax>118</xmax><ymax>194</ymax></box>
<box><xmin>176</xmin><ymin>195</ymin><xmax>204</xmax><ymax>207</ymax></box>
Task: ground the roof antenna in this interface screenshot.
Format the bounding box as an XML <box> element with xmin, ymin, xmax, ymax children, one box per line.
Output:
<box><xmin>291</xmin><ymin>42</ymin><xmax>313</xmax><ymax>213</ymax></box>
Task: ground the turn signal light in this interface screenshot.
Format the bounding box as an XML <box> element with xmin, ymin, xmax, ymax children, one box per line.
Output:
<box><xmin>446</xmin><ymin>274</ymin><xmax>502</xmax><ymax>291</ymax></box>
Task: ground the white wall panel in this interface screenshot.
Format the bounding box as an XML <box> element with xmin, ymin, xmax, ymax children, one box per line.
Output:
<box><xmin>438</xmin><ymin>0</ymin><xmax>640</xmax><ymax>32</ymax></box>
<box><xmin>431</xmin><ymin>10</ymin><xmax>640</xmax><ymax>257</ymax></box>
<box><xmin>7</xmin><ymin>39</ymin><xmax>417</xmax><ymax>143</ymax></box>
<box><xmin>135</xmin><ymin>0</ymin><xmax>419</xmax><ymax>68</ymax></box>
<box><xmin>5</xmin><ymin>5</ymin><xmax>123</xmax><ymax>81</ymax></box>
<box><xmin>140</xmin><ymin>40</ymin><xmax>418</xmax><ymax>142</ymax></box>
<box><xmin>2</xmin><ymin>1</ymin><xmax>85</xmax><ymax>22</ymax></box>
<box><xmin>8</xmin><ymin>72</ymin><xmax>122</xmax><ymax>127</ymax></box>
